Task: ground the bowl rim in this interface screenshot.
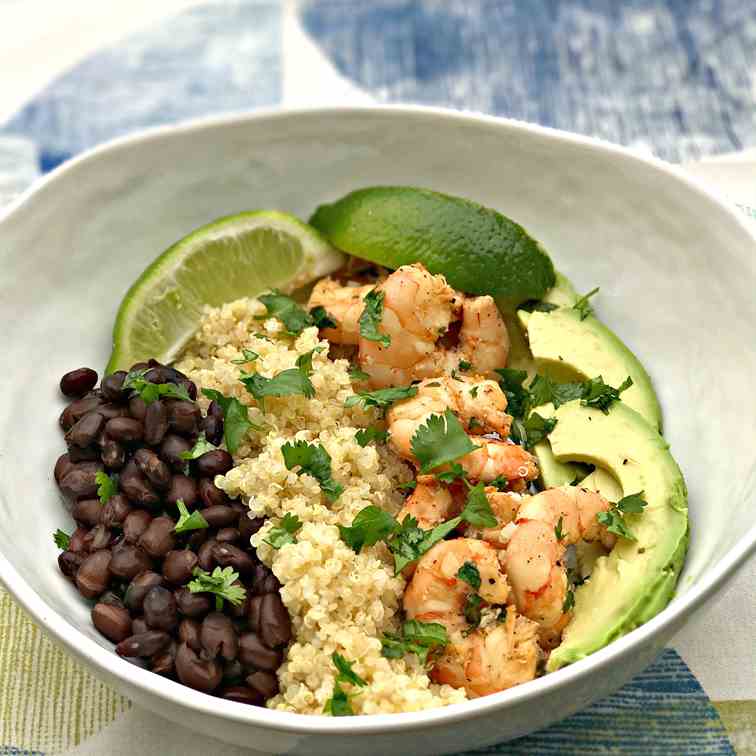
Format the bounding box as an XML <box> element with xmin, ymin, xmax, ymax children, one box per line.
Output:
<box><xmin>1</xmin><ymin>103</ymin><xmax>755</xmax><ymax>735</ymax></box>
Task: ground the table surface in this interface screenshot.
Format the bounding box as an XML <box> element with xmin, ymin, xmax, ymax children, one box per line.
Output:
<box><xmin>0</xmin><ymin>1</ymin><xmax>754</xmax><ymax>753</ymax></box>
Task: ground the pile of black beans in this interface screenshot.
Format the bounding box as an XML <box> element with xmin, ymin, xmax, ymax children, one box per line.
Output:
<box><xmin>54</xmin><ymin>362</ymin><xmax>291</xmax><ymax>705</ymax></box>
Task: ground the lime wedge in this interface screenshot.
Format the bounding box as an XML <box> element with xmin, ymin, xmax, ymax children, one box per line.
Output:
<box><xmin>107</xmin><ymin>211</ymin><xmax>344</xmax><ymax>373</ymax></box>
<box><xmin>309</xmin><ymin>186</ymin><xmax>555</xmax><ymax>303</ymax></box>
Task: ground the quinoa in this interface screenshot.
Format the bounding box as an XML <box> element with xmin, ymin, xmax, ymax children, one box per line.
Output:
<box><xmin>175</xmin><ymin>297</ymin><xmax>467</xmax><ymax>715</ymax></box>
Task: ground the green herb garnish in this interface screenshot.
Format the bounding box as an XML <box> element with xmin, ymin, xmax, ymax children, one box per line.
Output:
<box><xmin>187</xmin><ymin>566</ymin><xmax>246</xmax><ymax>611</ymax></box>
<box><xmin>240</xmin><ymin>367</ymin><xmax>315</xmax><ymax>411</ymax></box>
<box><xmin>554</xmin><ymin>515</ymin><xmax>565</xmax><ymax>541</ymax></box>
<box><xmin>174</xmin><ymin>499</ymin><xmax>209</xmax><ymax>533</ymax></box>
<box><xmin>179</xmin><ymin>434</ymin><xmax>217</xmax><ymax>461</ymax></box>
<box><xmin>463</xmin><ymin>593</ymin><xmax>483</xmax><ymax>627</ymax></box>
<box><xmin>458</xmin><ymin>360</ymin><xmax>472</xmax><ymax>371</ymax></box>
<box><xmin>410</xmin><ymin>409</ymin><xmax>479</xmax><ymax>473</ymax></box>
<box><xmin>309</xmin><ymin>305</ymin><xmax>337</xmax><ymax>330</ymax></box>
<box><xmin>281</xmin><ymin>440</ymin><xmax>343</xmax><ymax>502</ymax></box>
<box><xmin>573</xmin><ymin>287</ymin><xmax>600</xmax><ymax>321</ymax></box>
<box><xmin>201</xmin><ymin>389</ymin><xmax>260</xmax><ymax>453</ymax></box>
<box><xmin>338</xmin><ymin>506</ymin><xmax>398</xmax><ymax>553</ymax></box>
<box><xmin>519</xmin><ymin>300</ymin><xmax>559</xmax><ymax>313</ymax></box>
<box><xmin>381</xmin><ymin>620</ymin><xmax>449</xmax><ymax>665</ymax></box>
<box><xmin>323</xmin><ymin>653</ymin><xmax>367</xmax><ymax>716</ymax></box>
<box><xmin>580</xmin><ymin>376</ymin><xmax>633</xmax><ymax>414</ymax></box>
<box><xmin>95</xmin><ymin>471</ymin><xmax>117</xmax><ymax>504</ymax></box>
<box><xmin>122</xmin><ymin>368</ymin><xmax>191</xmax><ymax>404</ymax></box>
<box><xmin>596</xmin><ymin>491</ymin><xmax>648</xmax><ymax>540</ymax></box>
<box><xmin>264</xmin><ymin>513</ymin><xmax>303</xmax><ymax>549</ymax></box>
<box><xmin>510</xmin><ymin>412</ymin><xmax>558</xmax><ymax>449</ymax></box>
<box><xmin>494</xmin><ymin>367</ymin><xmax>529</xmax><ymax>418</ymax></box>
<box><xmin>344</xmin><ymin>385</ymin><xmax>417</xmax><ymax>410</ymax></box>
<box><xmin>563</xmin><ymin>588</ymin><xmax>575</xmax><ymax>612</ymax></box>
<box><xmin>259</xmin><ymin>291</ymin><xmax>313</xmax><ymax>335</ymax></box>
<box><xmin>230</xmin><ymin>349</ymin><xmax>259</xmax><ymax>365</ymax></box>
<box><xmin>435</xmin><ymin>462</ymin><xmax>466</xmax><ymax>484</ymax></box>
<box><xmin>354</xmin><ymin>425</ymin><xmax>389</xmax><ymax>447</ymax></box>
<box><xmin>457</xmin><ymin>561</ymin><xmax>481</xmax><ymax>590</ymax></box>
<box><xmin>460</xmin><ymin>483</ymin><xmax>497</xmax><ymax>528</ymax></box>
<box><xmin>348</xmin><ymin>367</ymin><xmax>370</xmax><ymax>382</ymax></box>
<box><xmin>54</xmin><ymin>529</ymin><xmax>71</xmax><ymax>550</ymax></box>
<box><xmin>358</xmin><ymin>289</ymin><xmax>390</xmax><ymax>347</ymax></box>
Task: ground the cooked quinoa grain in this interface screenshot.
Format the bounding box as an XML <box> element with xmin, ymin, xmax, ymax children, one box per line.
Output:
<box><xmin>176</xmin><ymin>297</ymin><xmax>468</xmax><ymax>714</ymax></box>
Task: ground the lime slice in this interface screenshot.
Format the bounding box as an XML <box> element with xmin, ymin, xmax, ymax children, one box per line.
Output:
<box><xmin>107</xmin><ymin>211</ymin><xmax>344</xmax><ymax>373</ymax></box>
<box><xmin>309</xmin><ymin>186</ymin><xmax>555</xmax><ymax>303</ymax></box>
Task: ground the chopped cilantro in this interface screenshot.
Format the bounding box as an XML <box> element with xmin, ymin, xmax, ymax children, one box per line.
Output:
<box><xmin>344</xmin><ymin>385</ymin><xmax>417</xmax><ymax>410</ymax></box>
<box><xmin>348</xmin><ymin>367</ymin><xmax>370</xmax><ymax>382</ymax></box>
<box><xmin>201</xmin><ymin>389</ymin><xmax>260</xmax><ymax>453</ymax></box>
<box><xmin>457</xmin><ymin>561</ymin><xmax>481</xmax><ymax>590</ymax></box>
<box><xmin>281</xmin><ymin>440</ymin><xmax>343</xmax><ymax>502</ymax></box>
<box><xmin>494</xmin><ymin>367</ymin><xmax>529</xmax><ymax>418</ymax></box>
<box><xmin>230</xmin><ymin>349</ymin><xmax>259</xmax><ymax>365</ymax></box>
<box><xmin>528</xmin><ymin>373</ymin><xmax>584</xmax><ymax>410</ymax></box>
<box><xmin>554</xmin><ymin>515</ymin><xmax>565</xmax><ymax>541</ymax></box>
<box><xmin>258</xmin><ymin>291</ymin><xmax>313</xmax><ymax>335</ymax></box>
<box><xmin>458</xmin><ymin>360</ymin><xmax>472</xmax><ymax>371</ymax></box>
<box><xmin>174</xmin><ymin>499</ymin><xmax>209</xmax><ymax>534</ymax></box>
<box><xmin>355</xmin><ymin>425</ymin><xmax>389</xmax><ymax>447</ymax></box>
<box><xmin>240</xmin><ymin>367</ymin><xmax>315</xmax><ymax>411</ymax></box>
<box><xmin>463</xmin><ymin>593</ymin><xmax>483</xmax><ymax>627</ymax></box>
<box><xmin>469</xmin><ymin>385</ymin><xmax>479</xmax><ymax>399</ymax></box>
<box><xmin>323</xmin><ymin>683</ymin><xmax>353</xmax><ymax>716</ymax></box>
<box><xmin>264</xmin><ymin>513</ymin><xmax>303</xmax><ymax>549</ymax></box>
<box><xmin>294</xmin><ymin>348</ymin><xmax>324</xmax><ymax>377</ymax></box>
<box><xmin>596</xmin><ymin>491</ymin><xmax>648</xmax><ymax>540</ymax></box>
<box><xmin>358</xmin><ymin>289</ymin><xmax>390</xmax><ymax>347</ymax></box>
<box><xmin>397</xmin><ymin>480</ymin><xmax>417</xmax><ymax>492</ymax></box>
<box><xmin>338</xmin><ymin>506</ymin><xmax>398</xmax><ymax>553</ymax></box>
<box><xmin>563</xmin><ymin>588</ymin><xmax>575</xmax><ymax>612</ymax></box>
<box><xmin>615</xmin><ymin>491</ymin><xmax>648</xmax><ymax>513</ymax></box>
<box><xmin>489</xmin><ymin>475</ymin><xmax>509</xmax><ymax>491</ymax></box>
<box><xmin>468</xmin><ymin>417</ymin><xmax>482</xmax><ymax>430</ymax></box>
<box><xmin>122</xmin><ymin>368</ymin><xmax>191</xmax><ymax>404</ymax></box>
<box><xmin>519</xmin><ymin>300</ymin><xmax>558</xmax><ymax>313</ymax></box>
<box><xmin>580</xmin><ymin>376</ymin><xmax>633</xmax><ymax>414</ymax></box>
<box><xmin>510</xmin><ymin>412</ymin><xmax>558</xmax><ymax>449</ymax></box>
<box><xmin>179</xmin><ymin>434</ymin><xmax>217</xmax><ymax>461</ymax></box>
<box><xmin>323</xmin><ymin>653</ymin><xmax>366</xmax><ymax>716</ymax></box>
<box><xmin>381</xmin><ymin>620</ymin><xmax>449</xmax><ymax>665</ymax></box>
<box><xmin>389</xmin><ymin>515</ymin><xmax>460</xmax><ymax>574</ymax></box>
<box><xmin>95</xmin><ymin>471</ymin><xmax>117</xmax><ymax>504</ymax></box>
<box><xmin>187</xmin><ymin>566</ymin><xmax>246</xmax><ymax>611</ymax></box>
<box><xmin>410</xmin><ymin>409</ymin><xmax>479</xmax><ymax>473</ymax></box>
<box><xmin>435</xmin><ymin>462</ymin><xmax>466</xmax><ymax>484</ymax></box>
<box><xmin>309</xmin><ymin>305</ymin><xmax>337</xmax><ymax>329</ymax></box>
<box><xmin>332</xmin><ymin>652</ymin><xmax>367</xmax><ymax>688</ymax></box>
<box><xmin>573</xmin><ymin>287</ymin><xmax>600</xmax><ymax>321</ymax></box>
<box><xmin>460</xmin><ymin>483</ymin><xmax>497</xmax><ymax>528</ymax></box>
<box><xmin>53</xmin><ymin>529</ymin><xmax>71</xmax><ymax>550</ymax></box>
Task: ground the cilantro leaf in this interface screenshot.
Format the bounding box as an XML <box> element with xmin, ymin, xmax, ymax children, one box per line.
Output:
<box><xmin>573</xmin><ymin>287</ymin><xmax>600</xmax><ymax>321</ymax></box>
<box><xmin>563</xmin><ymin>588</ymin><xmax>575</xmax><ymax>612</ymax></box>
<box><xmin>510</xmin><ymin>412</ymin><xmax>558</xmax><ymax>449</ymax></box>
<box><xmin>240</xmin><ymin>368</ymin><xmax>315</xmax><ymax>412</ymax></box>
<box><xmin>323</xmin><ymin>653</ymin><xmax>366</xmax><ymax>716</ymax></box>
<box><xmin>489</xmin><ymin>475</ymin><xmax>510</xmax><ymax>492</ymax></box>
<box><xmin>309</xmin><ymin>305</ymin><xmax>337</xmax><ymax>330</ymax></box>
<box><xmin>580</xmin><ymin>376</ymin><xmax>633</xmax><ymax>414</ymax></box>
<box><xmin>354</xmin><ymin>425</ymin><xmax>389</xmax><ymax>447</ymax></box>
<box><xmin>457</xmin><ymin>561</ymin><xmax>481</xmax><ymax>590</ymax></box>
<box><xmin>344</xmin><ymin>385</ymin><xmax>417</xmax><ymax>410</ymax></box>
<box><xmin>95</xmin><ymin>471</ymin><xmax>117</xmax><ymax>504</ymax></box>
<box><xmin>259</xmin><ymin>291</ymin><xmax>313</xmax><ymax>335</ymax></box>
<box><xmin>389</xmin><ymin>515</ymin><xmax>460</xmax><ymax>574</ymax></box>
<box><xmin>495</xmin><ymin>368</ymin><xmax>529</xmax><ymax>419</ymax></box>
<box><xmin>201</xmin><ymin>389</ymin><xmax>259</xmax><ymax>453</ymax></box>
<box><xmin>596</xmin><ymin>491</ymin><xmax>648</xmax><ymax>541</ymax></box>
<box><xmin>519</xmin><ymin>300</ymin><xmax>558</xmax><ymax>313</ymax></box>
<box><xmin>458</xmin><ymin>360</ymin><xmax>472</xmax><ymax>371</ymax></box>
<box><xmin>281</xmin><ymin>440</ymin><xmax>343</xmax><ymax>502</ymax></box>
<box><xmin>122</xmin><ymin>369</ymin><xmax>191</xmax><ymax>404</ymax></box>
<box><xmin>463</xmin><ymin>593</ymin><xmax>483</xmax><ymax>627</ymax></box>
<box><xmin>230</xmin><ymin>349</ymin><xmax>259</xmax><ymax>365</ymax></box>
<box><xmin>381</xmin><ymin>620</ymin><xmax>449</xmax><ymax>665</ymax></box>
<box><xmin>264</xmin><ymin>513</ymin><xmax>302</xmax><ymax>549</ymax></box>
<box><xmin>174</xmin><ymin>499</ymin><xmax>209</xmax><ymax>534</ymax></box>
<box><xmin>435</xmin><ymin>462</ymin><xmax>466</xmax><ymax>484</ymax></box>
<box><xmin>54</xmin><ymin>529</ymin><xmax>71</xmax><ymax>550</ymax></box>
<box><xmin>179</xmin><ymin>434</ymin><xmax>217</xmax><ymax>461</ymax></box>
<box><xmin>554</xmin><ymin>515</ymin><xmax>565</xmax><ymax>541</ymax></box>
<box><xmin>358</xmin><ymin>289</ymin><xmax>390</xmax><ymax>347</ymax></box>
<box><xmin>187</xmin><ymin>566</ymin><xmax>246</xmax><ymax>611</ymax></box>
<box><xmin>323</xmin><ymin>682</ymin><xmax>353</xmax><ymax>716</ymax></box>
<box><xmin>460</xmin><ymin>483</ymin><xmax>497</xmax><ymax>528</ymax></box>
<box><xmin>469</xmin><ymin>386</ymin><xmax>479</xmax><ymax>399</ymax></box>
<box><xmin>348</xmin><ymin>367</ymin><xmax>370</xmax><ymax>382</ymax></box>
<box><xmin>339</xmin><ymin>506</ymin><xmax>399</xmax><ymax>553</ymax></box>
<box><xmin>397</xmin><ymin>480</ymin><xmax>417</xmax><ymax>492</ymax></box>
<box><xmin>615</xmin><ymin>491</ymin><xmax>648</xmax><ymax>513</ymax></box>
<box><xmin>528</xmin><ymin>373</ymin><xmax>585</xmax><ymax>410</ymax></box>
<box><xmin>333</xmin><ymin>652</ymin><xmax>367</xmax><ymax>687</ymax></box>
<box><xmin>410</xmin><ymin>409</ymin><xmax>479</xmax><ymax>473</ymax></box>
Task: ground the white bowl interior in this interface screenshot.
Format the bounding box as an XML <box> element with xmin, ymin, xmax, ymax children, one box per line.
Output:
<box><xmin>0</xmin><ymin>108</ymin><xmax>755</xmax><ymax>749</ymax></box>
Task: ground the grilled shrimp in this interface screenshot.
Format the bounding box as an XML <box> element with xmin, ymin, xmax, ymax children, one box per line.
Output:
<box><xmin>308</xmin><ymin>278</ymin><xmax>374</xmax><ymax>346</ymax></box>
<box><xmin>397</xmin><ymin>475</ymin><xmax>460</xmax><ymax>530</ymax></box>
<box><xmin>403</xmin><ymin>538</ymin><xmax>539</xmax><ymax>696</ymax></box>
<box><xmin>503</xmin><ymin>486</ymin><xmax>616</xmax><ymax>647</ymax></box>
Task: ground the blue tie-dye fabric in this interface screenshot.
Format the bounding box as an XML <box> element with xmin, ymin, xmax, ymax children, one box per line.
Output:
<box><xmin>0</xmin><ymin>1</ymin><xmax>743</xmax><ymax>752</ymax></box>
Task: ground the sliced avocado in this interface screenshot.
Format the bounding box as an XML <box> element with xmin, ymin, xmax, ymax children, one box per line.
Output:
<box><xmin>546</xmin><ymin>401</ymin><xmax>688</xmax><ymax>672</ymax></box>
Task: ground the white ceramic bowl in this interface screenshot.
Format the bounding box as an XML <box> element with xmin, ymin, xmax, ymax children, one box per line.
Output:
<box><xmin>1</xmin><ymin>106</ymin><xmax>755</xmax><ymax>755</ymax></box>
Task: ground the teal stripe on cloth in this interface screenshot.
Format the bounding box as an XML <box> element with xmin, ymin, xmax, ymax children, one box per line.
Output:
<box><xmin>1</xmin><ymin>749</ymin><xmax>44</xmax><ymax>755</ymax></box>
<box><xmin>462</xmin><ymin>650</ymin><xmax>734</xmax><ymax>755</ymax></box>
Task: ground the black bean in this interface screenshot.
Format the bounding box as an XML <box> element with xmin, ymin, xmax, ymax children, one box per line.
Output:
<box><xmin>213</xmin><ymin>543</ymin><xmax>255</xmax><ymax>575</ymax></box>
<box><xmin>105</xmin><ymin>416</ymin><xmax>143</xmax><ymax>443</ymax></box>
<box><xmin>144</xmin><ymin>366</ymin><xmax>177</xmax><ymax>384</ymax></box>
<box><xmin>123</xmin><ymin>510</ymin><xmax>152</xmax><ymax>543</ymax></box>
<box><xmin>216</xmin><ymin>527</ymin><xmax>240</xmax><ymax>544</ymax></box>
<box><xmin>175</xmin><ymin>588</ymin><xmax>212</xmax><ymax>618</ymax></box>
<box><xmin>167</xmin><ymin>400</ymin><xmax>201</xmax><ymax>437</ymax></box>
<box><xmin>259</xmin><ymin>593</ymin><xmax>291</xmax><ymax>648</ymax></box>
<box><xmin>220</xmin><ymin>686</ymin><xmax>263</xmax><ymax>705</ymax></box>
<box><xmin>134</xmin><ymin>448</ymin><xmax>172</xmax><ymax>490</ymax></box>
<box><xmin>178</xmin><ymin>618</ymin><xmax>202</xmax><ymax>652</ymax></box>
<box><xmin>99</xmin><ymin>494</ymin><xmax>131</xmax><ymax>527</ymax></box>
<box><xmin>202</xmin><ymin>414</ymin><xmax>223</xmax><ymax>447</ymax></box>
<box><xmin>76</xmin><ymin>550</ymin><xmax>112</xmax><ymax>599</ymax></box>
<box><xmin>59</xmin><ymin>395</ymin><xmax>102</xmax><ymax>431</ymax></box>
<box><xmin>238</xmin><ymin>633</ymin><xmax>282</xmax><ymax>671</ymax></box>
<box><xmin>198</xmin><ymin>477</ymin><xmax>229</xmax><ymax>508</ymax></box>
<box><xmin>92</xmin><ymin>603</ymin><xmax>132</xmax><ymax>643</ymax></box>
<box><xmin>138</xmin><ymin>516</ymin><xmax>177</xmax><ymax>558</ymax></box>
<box><xmin>197</xmin><ymin>539</ymin><xmax>218</xmax><ymax>572</ymax></box>
<box><xmin>101</xmin><ymin>437</ymin><xmax>126</xmax><ymax>470</ymax></box>
<box><xmin>201</xmin><ymin>506</ymin><xmax>238</xmax><ymax>529</ymax></box>
<box><xmin>160</xmin><ymin>434</ymin><xmax>192</xmax><ymax>470</ymax></box>
<box><xmin>67</xmin><ymin>444</ymin><xmax>101</xmax><ymax>463</ymax></box>
<box><xmin>116</xmin><ymin>631</ymin><xmax>171</xmax><ymax>658</ymax></box>
<box><xmin>68</xmin><ymin>526</ymin><xmax>90</xmax><ymax>554</ymax></box>
<box><xmin>54</xmin><ymin>453</ymin><xmax>74</xmax><ymax>484</ymax></box>
<box><xmin>151</xmin><ymin>642</ymin><xmax>177</xmax><ymax>677</ymax></box>
<box><xmin>59</xmin><ymin>461</ymin><xmax>103</xmax><ymax>500</ymax></box>
<box><xmin>60</xmin><ymin>367</ymin><xmax>99</xmax><ymax>398</ymax></box>
<box><xmin>223</xmin><ymin>659</ymin><xmax>245</xmax><ymax>685</ymax></box>
<box><xmin>83</xmin><ymin>524</ymin><xmax>112</xmax><ymax>552</ymax></box>
<box><xmin>57</xmin><ymin>550</ymin><xmax>83</xmax><ymax>580</ymax></box>
<box><xmin>252</xmin><ymin>564</ymin><xmax>280</xmax><ymax>595</ymax></box>
<box><xmin>100</xmin><ymin>371</ymin><xmax>128</xmax><ymax>402</ymax></box>
<box><xmin>239</xmin><ymin>515</ymin><xmax>265</xmax><ymax>543</ymax></box>
<box><xmin>247</xmin><ymin>595</ymin><xmax>263</xmax><ymax>634</ymax></box>
<box><xmin>143</xmin><ymin>400</ymin><xmax>169</xmax><ymax>446</ymax></box>
<box><xmin>131</xmin><ymin>618</ymin><xmax>149</xmax><ymax>635</ymax></box>
<box><xmin>196</xmin><ymin>449</ymin><xmax>233</xmax><ymax>477</ymax></box>
<box><xmin>66</xmin><ymin>411</ymin><xmax>105</xmax><ymax>449</ymax></box>
<box><xmin>200</xmin><ymin>612</ymin><xmax>238</xmax><ymax>661</ymax></box>
<box><xmin>166</xmin><ymin>475</ymin><xmax>198</xmax><ymax>507</ymax></box>
<box><xmin>129</xmin><ymin>395</ymin><xmax>147</xmax><ymax>421</ymax></box>
<box><xmin>119</xmin><ymin>460</ymin><xmax>159</xmax><ymax>507</ymax></box>
<box><xmin>227</xmin><ymin>591</ymin><xmax>249</xmax><ymax>620</ymax></box>
<box><xmin>162</xmin><ymin>550</ymin><xmax>198</xmax><ymax>585</ymax></box>
<box><xmin>72</xmin><ymin>498</ymin><xmax>102</xmax><ymax>527</ymax></box>
<box><xmin>179</xmin><ymin>379</ymin><xmax>198</xmax><ymax>401</ymax></box>
<box><xmin>246</xmin><ymin>670</ymin><xmax>279</xmax><ymax>699</ymax></box>
<box><xmin>99</xmin><ymin>590</ymin><xmax>125</xmax><ymax>608</ymax></box>
<box><xmin>175</xmin><ymin>643</ymin><xmax>222</xmax><ymax>693</ymax></box>
<box><xmin>110</xmin><ymin>543</ymin><xmax>153</xmax><ymax>580</ymax></box>
<box><xmin>124</xmin><ymin>571</ymin><xmax>164</xmax><ymax>613</ymax></box>
<box><xmin>97</xmin><ymin>403</ymin><xmax>129</xmax><ymax>421</ymax></box>
<box><xmin>186</xmin><ymin>529</ymin><xmax>208</xmax><ymax>550</ymax></box>
<box><xmin>144</xmin><ymin>586</ymin><xmax>178</xmax><ymax>631</ymax></box>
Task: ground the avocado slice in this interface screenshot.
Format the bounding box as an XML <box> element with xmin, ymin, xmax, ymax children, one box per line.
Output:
<box><xmin>546</xmin><ymin>401</ymin><xmax>688</xmax><ymax>672</ymax></box>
